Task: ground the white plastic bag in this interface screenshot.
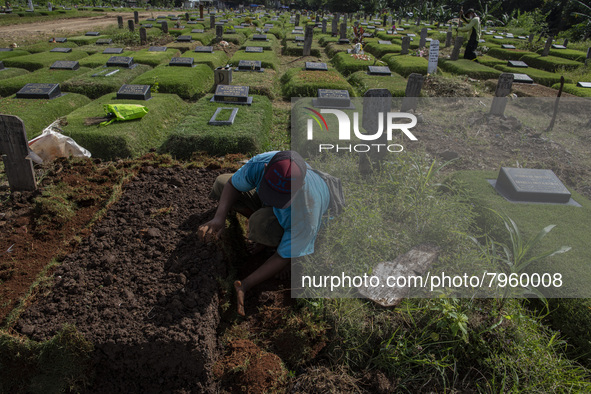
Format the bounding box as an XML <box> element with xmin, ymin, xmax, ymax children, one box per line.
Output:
<box><xmin>28</xmin><ymin>119</ymin><xmax>91</xmax><ymax>163</ymax></box>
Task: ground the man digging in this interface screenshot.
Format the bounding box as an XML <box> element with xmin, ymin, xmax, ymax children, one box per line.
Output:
<box><xmin>198</xmin><ymin>151</ymin><xmax>340</xmax><ymax>316</ymax></box>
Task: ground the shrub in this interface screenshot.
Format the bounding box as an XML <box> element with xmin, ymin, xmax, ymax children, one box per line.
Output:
<box><xmin>487</xmin><ymin>47</ymin><xmax>538</xmax><ymax>61</ymax></box>
<box><xmin>363</xmin><ymin>41</ymin><xmax>402</xmax><ymax>58</ymax></box>
<box><xmin>493</xmin><ymin>65</ymin><xmax>570</xmax><ymax>87</ymax></box>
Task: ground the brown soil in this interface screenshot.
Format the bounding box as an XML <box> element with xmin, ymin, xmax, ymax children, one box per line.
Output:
<box><xmin>15</xmin><ymin>162</ymin><xmax>227</xmax><ymax>392</ymax></box>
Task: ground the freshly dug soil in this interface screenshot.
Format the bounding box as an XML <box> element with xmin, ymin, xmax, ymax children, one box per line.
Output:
<box><xmin>16</xmin><ymin>164</ymin><xmax>226</xmax><ymax>393</ymax></box>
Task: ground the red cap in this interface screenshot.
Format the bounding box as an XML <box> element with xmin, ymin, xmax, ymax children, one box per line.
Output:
<box><xmin>259</xmin><ymin>151</ymin><xmax>307</xmax><ymax>209</ymax></box>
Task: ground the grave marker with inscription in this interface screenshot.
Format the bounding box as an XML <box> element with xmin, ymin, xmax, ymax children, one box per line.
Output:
<box><xmin>303</xmin><ymin>25</ymin><xmax>314</xmax><ymax>56</ymax></box>
<box><xmin>96</xmin><ymin>38</ymin><xmax>113</xmax><ymax>45</ymax></box>
<box><xmin>245</xmin><ymin>47</ymin><xmax>263</xmax><ymax>53</ymax></box>
<box><xmin>419</xmin><ymin>27</ymin><xmax>427</xmax><ymax>49</ymax></box>
<box><xmin>16</xmin><ymin>83</ymin><xmax>61</xmax><ymax>99</ymax></box>
<box><xmin>367</xmin><ymin>65</ymin><xmax>391</xmax><ymax>76</ymax></box>
<box><xmin>236</xmin><ymin>60</ymin><xmax>263</xmax><ymax>72</ymax></box>
<box><xmin>117</xmin><ymin>84</ymin><xmax>151</xmax><ymax>100</ymax></box>
<box><xmin>427</xmin><ymin>40</ymin><xmax>439</xmax><ymax>74</ymax></box>
<box><xmin>177</xmin><ymin>35</ymin><xmax>193</xmax><ymax>42</ymax></box>
<box><xmin>401</xmin><ymin>36</ymin><xmax>410</xmax><ymax>55</ymax></box>
<box><xmin>211</xmin><ymin>85</ymin><xmax>252</xmax><ymax>105</ymax></box>
<box><xmin>512</xmin><ymin>73</ymin><xmax>534</xmax><ymax>84</ymax></box>
<box><xmin>102</xmin><ymin>48</ymin><xmax>124</xmax><ymax>54</ymax></box>
<box><xmin>106</xmin><ymin>56</ymin><xmax>134</xmax><ymax>68</ymax></box>
<box><xmin>450</xmin><ymin>36</ymin><xmax>464</xmax><ymax>61</ymax></box>
<box><xmin>0</xmin><ymin>115</ymin><xmax>36</xmax><ymax>192</ymax></box>
<box><xmin>49</xmin><ymin>47</ymin><xmax>72</xmax><ymax>53</ymax></box>
<box><xmin>508</xmin><ymin>60</ymin><xmax>528</xmax><ymax>68</ymax></box>
<box><xmin>492</xmin><ymin>167</ymin><xmax>572</xmax><ymax>204</ymax></box>
<box><xmin>50</xmin><ymin>60</ymin><xmax>79</xmax><ymax>70</ymax></box>
<box><xmin>305</xmin><ymin>62</ymin><xmax>328</xmax><ymax>71</ymax></box>
<box><xmin>542</xmin><ymin>36</ymin><xmax>553</xmax><ymax>56</ymax></box>
<box><xmin>401</xmin><ymin>73</ymin><xmax>423</xmax><ymax>112</ymax></box>
<box><xmin>490</xmin><ymin>73</ymin><xmax>513</xmax><ymax>117</ymax></box>
<box><xmin>313</xmin><ymin>89</ymin><xmax>354</xmax><ymax>109</ymax></box>
<box><xmin>169</xmin><ymin>57</ymin><xmax>194</xmax><ymax>67</ymax></box>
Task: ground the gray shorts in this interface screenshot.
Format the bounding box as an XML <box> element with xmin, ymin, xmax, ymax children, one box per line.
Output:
<box><xmin>210</xmin><ymin>174</ymin><xmax>284</xmax><ymax>247</ymax></box>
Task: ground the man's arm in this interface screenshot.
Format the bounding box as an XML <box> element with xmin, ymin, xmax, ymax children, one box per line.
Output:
<box><xmin>457</xmin><ymin>17</ymin><xmax>477</xmax><ymax>33</ymax></box>
<box><xmin>198</xmin><ymin>177</ymin><xmax>241</xmax><ymax>241</ymax></box>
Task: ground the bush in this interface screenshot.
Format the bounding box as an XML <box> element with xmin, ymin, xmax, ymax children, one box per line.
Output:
<box><xmin>62</xmin><ymin>92</ymin><xmax>189</xmax><ymax>160</ymax></box>
<box><xmin>23</xmin><ymin>41</ymin><xmax>79</xmax><ymax>54</ymax></box>
<box><xmin>61</xmin><ymin>64</ymin><xmax>152</xmax><ymax>99</ymax></box>
<box><xmin>540</xmin><ymin>48</ymin><xmax>587</xmax><ymax>63</ymax></box>
<box><xmin>0</xmin><ymin>50</ymin><xmax>31</xmax><ymax>61</ymax></box>
<box><xmin>281</xmin><ymin>68</ymin><xmax>355</xmax><ymax>99</ymax></box>
<box><xmin>382</xmin><ymin>53</ymin><xmax>428</xmax><ymax>77</ymax></box>
<box><xmin>282</xmin><ymin>41</ymin><xmax>322</xmax><ymax>57</ymax></box>
<box><xmin>180</xmin><ymin>50</ymin><xmax>229</xmax><ymax>70</ymax></box>
<box><xmin>131</xmin><ymin>64</ymin><xmax>214</xmax><ymax>100</ymax></box>
<box><xmin>162</xmin><ymin>94</ymin><xmax>272</xmax><ymax>157</ymax></box>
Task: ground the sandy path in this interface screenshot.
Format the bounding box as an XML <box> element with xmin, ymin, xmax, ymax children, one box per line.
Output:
<box><xmin>0</xmin><ymin>12</ymin><xmax>154</xmax><ymax>44</ymax></box>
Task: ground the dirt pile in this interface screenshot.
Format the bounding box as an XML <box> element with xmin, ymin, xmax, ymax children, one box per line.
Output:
<box><xmin>16</xmin><ymin>164</ymin><xmax>226</xmax><ymax>393</ymax></box>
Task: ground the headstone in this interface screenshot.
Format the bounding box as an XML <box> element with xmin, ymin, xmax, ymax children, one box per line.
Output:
<box><xmin>50</xmin><ymin>60</ymin><xmax>79</xmax><ymax>70</ymax></box>
<box><xmin>149</xmin><ymin>46</ymin><xmax>167</xmax><ymax>52</ymax></box>
<box><xmin>85</xmin><ymin>32</ymin><xmax>100</xmax><ymax>36</ymax></box>
<box><xmin>252</xmin><ymin>34</ymin><xmax>268</xmax><ymax>41</ymax></box>
<box><xmin>508</xmin><ymin>60</ymin><xmax>528</xmax><ymax>68</ymax></box>
<box><xmin>0</xmin><ymin>115</ymin><xmax>37</xmax><ymax>192</ymax></box>
<box><xmin>419</xmin><ymin>27</ymin><xmax>427</xmax><ymax>49</ymax></box>
<box><xmin>0</xmin><ymin>61</ymin><xmax>4</xmax><ymax>70</ymax></box>
<box><xmin>49</xmin><ymin>47</ymin><xmax>72</xmax><ymax>53</ymax></box>
<box><xmin>427</xmin><ymin>39</ymin><xmax>439</xmax><ymax>74</ymax></box>
<box><xmin>245</xmin><ymin>46</ymin><xmax>263</xmax><ymax>53</ymax></box>
<box><xmin>340</xmin><ymin>22</ymin><xmax>347</xmax><ymax>40</ymax></box>
<box><xmin>54</xmin><ymin>37</ymin><xmax>67</xmax><ymax>43</ymax></box>
<box><xmin>450</xmin><ymin>36</ymin><xmax>464</xmax><ymax>61</ymax></box>
<box><xmin>134</xmin><ymin>10</ymin><xmax>139</xmax><ymax>24</ymax></box>
<box><xmin>563</xmin><ymin>38</ymin><xmax>568</xmax><ymax>47</ymax></box>
<box><xmin>169</xmin><ymin>57</ymin><xmax>194</xmax><ymax>67</ymax></box>
<box><xmin>401</xmin><ymin>36</ymin><xmax>410</xmax><ymax>55</ymax></box>
<box><xmin>185</xmin><ymin>12</ymin><xmax>189</xmax><ymax>21</ymax></box>
<box><xmin>552</xmin><ymin>44</ymin><xmax>566</xmax><ymax>49</ymax></box>
<box><xmin>117</xmin><ymin>15</ymin><xmax>123</xmax><ymax>29</ymax></box>
<box><xmin>305</xmin><ymin>62</ymin><xmax>328</xmax><ymax>71</ymax></box>
<box><xmin>199</xmin><ymin>4</ymin><xmax>204</xmax><ymax>19</ymax></box>
<box><xmin>303</xmin><ymin>25</ymin><xmax>314</xmax><ymax>56</ymax></box>
<box><xmin>236</xmin><ymin>60</ymin><xmax>263</xmax><ymax>72</ymax></box>
<box><xmin>313</xmin><ymin>89</ymin><xmax>353</xmax><ymax>109</ymax></box>
<box><xmin>401</xmin><ymin>73</ymin><xmax>423</xmax><ymax>112</ymax></box>
<box><xmin>493</xmin><ymin>167</ymin><xmax>572</xmax><ymax>203</ymax></box>
<box><xmin>16</xmin><ymin>83</ymin><xmax>61</xmax><ymax>99</ymax></box>
<box><xmin>144</xmin><ymin>24</ymin><xmax>153</xmax><ymax>28</ymax></box>
<box><xmin>295</xmin><ymin>13</ymin><xmax>300</xmax><ymax>26</ymax></box>
<box><xmin>177</xmin><ymin>35</ymin><xmax>192</xmax><ymax>42</ymax></box>
<box><xmin>529</xmin><ymin>33</ymin><xmax>534</xmax><ymax>43</ymax></box>
<box><xmin>103</xmin><ymin>48</ymin><xmax>124</xmax><ymax>54</ymax></box>
<box><xmin>191</xmin><ymin>28</ymin><xmax>204</xmax><ymax>33</ymax></box>
<box><xmin>295</xmin><ymin>36</ymin><xmax>304</xmax><ymax>42</ymax></box>
<box><xmin>106</xmin><ymin>56</ymin><xmax>134</xmax><ymax>68</ymax></box>
<box><xmin>210</xmin><ymin>14</ymin><xmax>215</xmax><ymax>29</ymax></box>
<box><xmin>542</xmin><ymin>36</ymin><xmax>553</xmax><ymax>56</ymax></box>
<box><xmin>378</xmin><ymin>40</ymin><xmax>392</xmax><ymax>45</ymax></box>
<box><xmin>501</xmin><ymin>44</ymin><xmax>516</xmax><ymax>49</ymax></box>
<box><xmin>116</xmin><ymin>84</ymin><xmax>151</xmax><ymax>100</ymax></box>
<box><xmin>140</xmin><ymin>27</ymin><xmax>147</xmax><ymax>45</ymax></box>
<box><xmin>128</xmin><ymin>19</ymin><xmax>135</xmax><ymax>32</ymax></box>
<box><xmin>576</xmin><ymin>82</ymin><xmax>591</xmax><ymax>88</ymax></box>
<box><xmin>332</xmin><ymin>16</ymin><xmax>338</xmax><ymax>36</ymax></box>
<box><xmin>208</xmin><ymin>107</ymin><xmax>239</xmax><ymax>126</ymax></box>
<box><xmin>194</xmin><ymin>46</ymin><xmax>214</xmax><ymax>53</ymax></box>
<box><xmin>445</xmin><ymin>31</ymin><xmax>452</xmax><ymax>47</ymax></box>
<box><xmin>214</xmin><ymin>66</ymin><xmax>232</xmax><ymax>86</ymax></box>
<box><xmin>216</xmin><ymin>25</ymin><xmax>223</xmax><ymax>39</ymax></box>
<box><xmin>211</xmin><ymin>84</ymin><xmax>252</xmax><ymax>104</ymax></box>
<box><xmin>47</xmin><ymin>2</ymin><xmax>52</xmax><ymax>11</ymax></box>
<box><xmin>512</xmin><ymin>73</ymin><xmax>534</xmax><ymax>84</ymax></box>
<box><xmin>493</xmin><ymin>35</ymin><xmax>504</xmax><ymax>39</ymax></box>
<box><xmin>367</xmin><ymin>66</ymin><xmax>391</xmax><ymax>76</ymax></box>
<box><xmin>96</xmin><ymin>38</ymin><xmax>113</xmax><ymax>45</ymax></box>
<box><xmin>490</xmin><ymin>73</ymin><xmax>514</xmax><ymax>117</ymax></box>
<box><xmin>322</xmin><ymin>19</ymin><xmax>327</xmax><ymax>34</ymax></box>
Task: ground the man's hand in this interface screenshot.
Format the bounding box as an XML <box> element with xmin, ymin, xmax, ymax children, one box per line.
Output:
<box><xmin>197</xmin><ymin>217</ymin><xmax>225</xmax><ymax>242</ymax></box>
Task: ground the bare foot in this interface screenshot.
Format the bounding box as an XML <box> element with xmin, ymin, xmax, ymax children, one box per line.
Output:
<box><xmin>234</xmin><ymin>280</ymin><xmax>245</xmax><ymax>316</ymax></box>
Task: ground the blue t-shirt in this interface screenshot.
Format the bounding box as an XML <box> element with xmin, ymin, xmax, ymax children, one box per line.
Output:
<box><xmin>231</xmin><ymin>151</ymin><xmax>330</xmax><ymax>258</ymax></box>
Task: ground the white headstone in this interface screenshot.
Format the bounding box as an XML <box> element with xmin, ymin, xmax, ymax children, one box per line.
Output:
<box><xmin>427</xmin><ymin>40</ymin><xmax>440</xmax><ymax>74</ymax></box>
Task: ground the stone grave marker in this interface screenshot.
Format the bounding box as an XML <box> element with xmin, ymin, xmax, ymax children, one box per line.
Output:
<box><xmin>195</xmin><ymin>46</ymin><xmax>214</xmax><ymax>53</ymax></box>
<box><xmin>305</xmin><ymin>62</ymin><xmax>328</xmax><ymax>71</ymax></box>
<box><xmin>492</xmin><ymin>167</ymin><xmax>572</xmax><ymax>204</ymax></box>
<box><xmin>140</xmin><ymin>27</ymin><xmax>147</xmax><ymax>45</ymax></box>
<box><xmin>210</xmin><ymin>14</ymin><xmax>215</xmax><ymax>29</ymax></box>
<box><xmin>450</xmin><ymin>36</ymin><xmax>464</xmax><ymax>61</ymax></box>
<box><xmin>245</xmin><ymin>47</ymin><xmax>263</xmax><ymax>53</ymax></box>
<box><xmin>161</xmin><ymin>21</ymin><xmax>169</xmax><ymax>34</ymax></box>
<box><xmin>512</xmin><ymin>73</ymin><xmax>534</xmax><ymax>84</ymax></box>
<box><xmin>501</xmin><ymin>44</ymin><xmax>516</xmax><ymax>49</ymax></box>
<box><xmin>49</xmin><ymin>47</ymin><xmax>72</xmax><ymax>53</ymax></box>
<box><xmin>552</xmin><ymin>44</ymin><xmax>566</xmax><ymax>49</ymax></box>
<box><xmin>117</xmin><ymin>16</ymin><xmax>124</xmax><ymax>29</ymax></box>
<box><xmin>332</xmin><ymin>16</ymin><xmax>338</xmax><ymax>36</ymax></box>
<box><xmin>419</xmin><ymin>27</ymin><xmax>427</xmax><ymax>49</ymax></box>
<box><xmin>177</xmin><ymin>35</ymin><xmax>193</xmax><ymax>42</ymax></box>
<box><xmin>49</xmin><ymin>60</ymin><xmax>79</xmax><ymax>70</ymax></box>
<box><xmin>339</xmin><ymin>22</ymin><xmax>347</xmax><ymax>41</ymax></box>
<box><xmin>493</xmin><ymin>35</ymin><xmax>504</xmax><ymax>39</ymax></box>
<box><xmin>445</xmin><ymin>31</ymin><xmax>452</xmax><ymax>47</ymax></box>
<box><xmin>149</xmin><ymin>46</ymin><xmax>167</xmax><ymax>52</ymax></box>
<box><xmin>0</xmin><ymin>61</ymin><xmax>4</xmax><ymax>70</ymax></box>
<box><xmin>214</xmin><ymin>66</ymin><xmax>232</xmax><ymax>86</ymax></box>
<box><xmin>215</xmin><ymin>26</ymin><xmax>223</xmax><ymax>40</ymax></box>
<box><xmin>401</xmin><ymin>73</ymin><xmax>424</xmax><ymax>112</ymax></box>
<box><xmin>378</xmin><ymin>40</ymin><xmax>392</xmax><ymax>45</ymax></box>
<box><xmin>529</xmin><ymin>33</ymin><xmax>534</xmax><ymax>43</ymax></box>
<box><xmin>143</xmin><ymin>24</ymin><xmax>153</xmax><ymax>28</ymax></box>
<box><xmin>563</xmin><ymin>38</ymin><xmax>568</xmax><ymax>47</ymax></box>
<box><xmin>208</xmin><ymin>107</ymin><xmax>239</xmax><ymax>126</ymax></box>
<box><xmin>322</xmin><ymin>19</ymin><xmax>327</xmax><ymax>34</ymax></box>
<box><xmin>236</xmin><ymin>60</ymin><xmax>263</xmax><ymax>72</ymax></box>
<box><xmin>576</xmin><ymin>82</ymin><xmax>591</xmax><ymax>88</ymax></box>
<box><xmin>313</xmin><ymin>89</ymin><xmax>354</xmax><ymax>109</ymax></box>
<box><xmin>116</xmin><ymin>84</ymin><xmax>151</xmax><ymax>100</ymax></box>
<box><xmin>53</xmin><ymin>37</ymin><xmax>67</xmax><ymax>43</ymax></box>
<box><xmin>401</xmin><ymin>36</ymin><xmax>410</xmax><ymax>54</ymax></box>
<box><xmin>16</xmin><ymin>83</ymin><xmax>61</xmax><ymax>99</ymax></box>
<box><xmin>542</xmin><ymin>36</ymin><xmax>553</xmax><ymax>56</ymax></box>
<box><xmin>252</xmin><ymin>34</ymin><xmax>268</xmax><ymax>41</ymax></box>
<box><xmin>295</xmin><ymin>13</ymin><xmax>300</xmax><ymax>26</ymax></box>
<box><xmin>211</xmin><ymin>85</ymin><xmax>252</xmax><ymax>105</ymax></box>
<box><xmin>134</xmin><ymin>10</ymin><xmax>139</xmax><ymax>24</ymax></box>
<box><xmin>103</xmin><ymin>48</ymin><xmax>124</xmax><ymax>54</ymax></box>
<box><xmin>128</xmin><ymin>19</ymin><xmax>135</xmax><ymax>32</ymax></box>
<box><xmin>85</xmin><ymin>32</ymin><xmax>100</xmax><ymax>36</ymax></box>
<box><xmin>295</xmin><ymin>36</ymin><xmax>304</xmax><ymax>42</ymax></box>
<box><xmin>191</xmin><ymin>28</ymin><xmax>204</xmax><ymax>33</ymax></box>
<box><xmin>96</xmin><ymin>38</ymin><xmax>113</xmax><ymax>45</ymax></box>
<box><xmin>427</xmin><ymin>39</ymin><xmax>439</xmax><ymax>74</ymax></box>
<box><xmin>303</xmin><ymin>25</ymin><xmax>314</xmax><ymax>56</ymax></box>
<box><xmin>490</xmin><ymin>73</ymin><xmax>513</xmax><ymax>117</ymax></box>
<box><xmin>0</xmin><ymin>115</ymin><xmax>37</xmax><ymax>192</ymax></box>
<box><xmin>106</xmin><ymin>56</ymin><xmax>134</xmax><ymax>68</ymax></box>
<box><xmin>508</xmin><ymin>60</ymin><xmax>528</xmax><ymax>68</ymax></box>
<box><xmin>169</xmin><ymin>57</ymin><xmax>194</xmax><ymax>67</ymax></box>
<box><xmin>367</xmin><ymin>66</ymin><xmax>391</xmax><ymax>76</ymax></box>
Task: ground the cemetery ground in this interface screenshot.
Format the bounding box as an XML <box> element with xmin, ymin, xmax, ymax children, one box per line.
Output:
<box><xmin>2</xmin><ymin>9</ymin><xmax>591</xmax><ymax>393</ymax></box>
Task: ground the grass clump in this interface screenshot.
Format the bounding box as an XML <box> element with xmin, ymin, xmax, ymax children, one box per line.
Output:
<box><xmin>331</xmin><ymin>51</ymin><xmax>379</xmax><ymax>76</ymax></box>
<box><xmin>0</xmin><ymin>67</ymin><xmax>30</xmax><ymax>82</ymax></box>
<box><xmin>538</xmin><ymin>48</ymin><xmax>587</xmax><ymax>62</ymax></box>
<box><xmin>131</xmin><ymin>64</ymin><xmax>214</xmax><ymax>100</ymax></box>
<box><xmin>162</xmin><ymin>94</ymin><xmax>272</xmax><ymax>157</ymax></box>
<box><xmin>228</xmin><ymin>49</ymin><xmax>280</xmax><ymax>71</ymax></box>
<box><xmin>77</xmin><ymin>51</ymin><xmax>135</xmax><ymax>68</ymax></box>
<box><xmin>61</xmin><ymin>64</ymin><xmax>152</xmax><ymax>99</ymax></box>
<box><xmin>439</xmin><ymin>59</ymin><xmax>502</xmax><ymax>80</ymax></box>
<box><xmin>487</xmin><ymin>47</ymin><xmax>538</xmax><ymax>61</ymax></box>
<box><xmin>22</xmin><ymin>41</ymin><xmax>79</xmax><ymax>54</ymax></box>
<box><xmin>0</xmin><ymin>325</ymin><xmax>94</xmax><ymax>394</ymax></box>
<box><xmin>132</xmin><ymin>48</ymin><xmax>179</xmax><ymax>67</ymax></box>
<box><xmin>281</xmin><ymin>68</ymin><xmax>354</xmax><ymax>99</ymax></box>
<box><xmin>0</xmin><ymin>67</ymin><xmax>92</xmax><ymax>97</ymax></box>
<box><xmin>552</xmin><ymin>83</ymin><xmax>591</xmax><ymax>97</ymax></box>
<box><xmin>231</xmin><ymin>69</ymin><xmax>278</xmax><ymax>99</ymax></box>
<box><xmin>66</xmin><ymin>35</ymin><xmax>102</xmax><ymax>46</ymax></box>
<box><xmin>61</xmin><ymin>92</ymin><xmax>189</xmax><ymax>160</ymax></box>
<box><xmin>493</xmin><ymin>65</ymin><xmax>569</xmax><ymax>87</ymax></box>
<box><xmin>0</xmin><ymin>49</ymin><xmax>31</xmax><ymax>61</ymax></box>
<box><xmin>181</xmin><ymin>50</ymin><xmax>230</xmax><ymax>70</ymax></box>
<box><xmin>519</xmin><ymin>54</ymin><xmax>582</xmax><ymax>72</ymax></box>
<box><xmin>382</xmin><ymin>53</ymin><xmax>428</xmax><ymax>76</ymax></box>
<box><xmin>282</xmin><ymin>41</ymin><xmax>322</xmax><ymax>57</ymax></box>
<box><xmin>347</xmin><ymin>70</ymin><xmax>407</xmax><ymax>96</ymax></box>
<box><xmin>0</xmin><ymin>93</ymin><xmax>91</xmax><ymax>139</ymax></box>
<box><xmin>363</xmin><ymin>41</ymin><xmax>402</xmax><ymax>58</ymax></box>
<box><xmin>2</xmin><ymin>50</ymin><xmax>88</xmax><ymax>71</ymax></box>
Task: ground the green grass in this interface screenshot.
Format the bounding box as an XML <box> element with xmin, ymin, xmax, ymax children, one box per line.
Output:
<box><xmin>487</xmin><ymin>47</ymin><xmax>538</xmax><ymax>61</ymax></box>
<box><xmin>240</xmin><ymin>35</ymin><xmax>280</xmax><ymax>51</ymax></box>
<box><xmin>493</xmin><ymin>65</ymin><xmax>569</xmax><ymax>87</ymax></box>
<box><xmin>131</xmin><ymin>64</ymin><xmax>214</xmax><ymax>100</ymax></box>
<box><xmin>330</xmin><ymin>51</ymin><xmax>379</xmax><ymax>76</ymax></box>
<box><xmin>324</xmin><ymin>42</ymin><xmax>352</xmax><ymax>58</ymax></box>
<box><xmin>439</xmin><ymin>59</ymin><xmax>502</xmax><ymax>80</ymax></box>
<box><xmin>230</xmin><ymin>69</ymin><xmax>278</xmax><ymax>99</ymax></box>
<box><xmin>77</xmin><ymin>51</ymin><xmax>136</xmax><ymax>68</ymax></box>
<box><xmin>22</xmin><ymin>41</ymin><xmax>79</xmax><ymax>54</ymax></box>
<box><xmin>165</xmin><ymin>39</ymin><xmax>204</xmax><ymax>53</ymax></box>
<box><xmin>61</xmin><ymin>64</ymin><xmax>152</xmax><ymax>99</ymax></box>
<box><xmin>61</xmin><ymin>92</ymin><xmax>190</xmax><ymax>160</ymax></box>
<box><xmin>537</xmin><ymin>48</ymin><xmax>587</xmax><ymax>63</ymax></box>
<box><xmin>187</xmin><ymin>32</ymin><xmax>215</xmax><ymax>46</ymax></box>
<box><xmin>132</xmin><ymin>48</ymin><xmax>180</xmax><ymax>67</ymax></box>
<box><xmin>0</xmin><ymin>93</ymin><xmax>91</xmax><ymax>138</ymax></box>
<box><xmin>2</xmin><ymin>50</ymin><xmax>89</xmax><ymax>71</ymax></box>
<box><xmin>228</xmin><ymin>49</ymin><xmax>280</xmax><ymax>71</ymax></box>
<box><xmin>382</xmin><ymin>53</ymin><xmax>428</xmax><ymax>77</ymax></box>
<box><xmin>347</xmin><ymin>70</ymin><xmax>408</xmax><ymax>96</ymax></box>
<box><xmin>477</xmin><ymin>54</ymin><xmax>508</xmax><ymax>68</ymax></box>
<box><xmin>551</xmin><ymin>83</ymin><xmax>591</xmax><ymax>97</ymax></box>
<box><xmin>0</xmin><ymin>49</ymin><xmax>31</xmax><ymax>61</ymax></box>
<box><xmin>0</xmin><ymin>325</ymin><xmax>94</xmax><ymax>393</ymax></box>
<box><xmin>363</xmin><ymin>41</ymin><xmax>402</xmax><ymax>58</ymax></box>
<box><xmin>282</xmin><ymin>41</ymin><xmax>322</xmax><ymax>57</ymax></box>
<box><xmin>66</xmin><ymin>35</ymin><xmax>103</xmax><ymax>46</ymax></box>
<box><xmin>0</xmin><ymin>67</ymin><xmax>92</xmax><ymax>97</ymax></box>
<box><xmin>519</xmin><ymin>54</ymin><xmax>583</xmax><ymax>72</ymax></box>
<box><xmin>162</xmin><ymin>94</ymin><xmax>272</xmax><ymax>157</ymax></box>
<box><xmin>220</xmin><ymin>32</ymin><xmax>248</xmax><ymax>46</ymax></box>
<box><xmin>0</xmin><ymin>67</ymin><xmax>30</xmax><ymax>82</ymax></box>
<box><xmin>281</xmin><ymin>68</ymin><xmax>355</xmax><ymax>99</ymax></box>
<box><xmin>180</xmin><ymin>50</ymin><xmax>230</xmax><ymax>70</ymax></box>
